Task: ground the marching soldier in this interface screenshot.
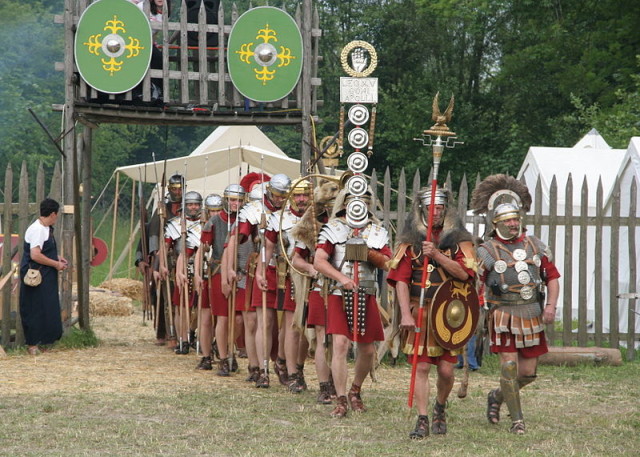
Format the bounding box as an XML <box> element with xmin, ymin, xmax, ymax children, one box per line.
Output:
<box><xmin>387</xmin><ymin>187</ymin><xmax>477</xmax><ymax>438</ymax></box>
<box><xmin>137</xmin><ymin>172</ymin><xmax>184</xmax><ymax>347</ymax></box>
<box><xmin>471</xmin><ymin>174</ymin><xmax>560</xmax><ymax>435</ymax></box>
<box><xmin>313</xmin><ymin>190</ymin><xmax>391</xmax><ymax>418</ymax></box>
<box><xmin>165</xmin><ymin>190</ymin><xmax>203</xmax><ymax>354</ymax></box>
<box><xmin>255</xmin><ymin>179</ymin><xmax>312</xmax><ymax>392</ymax></box>
<box><xmin>291</xmin><ymin>179</ymin><xmax>341</xmax><ymax>403</ymax></box>
<box><xmin>193</xmin><ymin>193</ymin><xmax>224</xmax><ymax>370</ymax></box>
<box><xmin>198</xmin><ymin>186</ymin><xmax>245</xmax><ymax>375</ymax></box>
<box><xmin>225</xmin><ymin>174</ymin><xmax>290</xmax><ymax>387</ymax></box>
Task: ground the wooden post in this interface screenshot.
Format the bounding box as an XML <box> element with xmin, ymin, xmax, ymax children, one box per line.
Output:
<box><xmin>300</xmin><ymin>0</ymin><xmax>313</xmax><ymax>175</ymax></box>
<box><xmin>546</xmin><ymin>176</ymin><xmax>558</xmax><ymax>345</ymax></box>
<box><xmin>1</xmin><ymin>165</ymin><xmax>13</xmax><ymax>347</ymax></box>
<box><xmin>594</xmin><ymin>178</ymin><xmax>604</xmax><ymax>346</ymax></box>
<box><xmin>626</xmin><ymin>178</ymin><xmax>637</xmax><ymax>361</ymax></box>
<box><xmin>79</xmin><ymin>127</ymin><xmax>93</xmax><ymax>329</ymax></box>
<box><xmin>577</xmin><ymin>177</ymin><xmax>589</xmax><ymax>346</ymax></box>
<box><xmin>609</xmin><ymin>180</ymin><xmax>621</xmax><ymax>347</ymax></box>
<box><xmin>16</xmin><ymin>162</ymin><xmax>29</xmax><ymax>346</ymax></box>
<box><xmin>61</xmin><ymin>0</ymin><xmax>77</xmax><ymax>327</ymax></box>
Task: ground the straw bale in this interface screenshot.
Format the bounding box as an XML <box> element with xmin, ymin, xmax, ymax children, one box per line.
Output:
<box><xmin>99</xmin><ymin>278</ymin><xmax>143</xmax><ymax>301</ymax></box>
<box><xmin>89</xmin><ymin>289</ymin><xmax>134</xmax><ymax>317</ymax></box>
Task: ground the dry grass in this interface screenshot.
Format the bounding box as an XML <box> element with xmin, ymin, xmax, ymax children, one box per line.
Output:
<box><xmin>0</xmin><ymin>307</ymin><xmax>638</xmax><ymax>457</ymax></box>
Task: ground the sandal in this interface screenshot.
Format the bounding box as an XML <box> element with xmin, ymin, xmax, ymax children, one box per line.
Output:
<box><xmin>487</xmin><ymin>389</ymin><xmax>502</xmax><ymax>425</ymax></box>
<box><xmin>274</xmin><ymin>358</ymin><xmax>288</xmax><ymax>386</ymax></box>
<box><xmin>348</xmin><ymin>384</ymin><xmax>366</xmax><ymax>413</ymax></box>
<box><xmin>409</xmin><ymin>415</ymin><xmax>429</xmax><ymax>439</ymax></box>
<box><xmin>330</xmin><ymin>396</ymin><xmax>348</xmax><ymax>418</ymax></box>
<box><xmin>431</xmin><ymin>401</ymin><xmax>447</xmax><ymax>435</ymax></box>
<box><xmin>510</xmin><ymin>420</ymin><xmax>526</xmax><ymax>435</ymax></box>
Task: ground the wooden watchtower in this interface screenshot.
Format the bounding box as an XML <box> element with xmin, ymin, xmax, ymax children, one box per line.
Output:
<box><xmin>56</xmin><ymin>0</ymin><xmax>322</xmax><ymax>328</ymax></box>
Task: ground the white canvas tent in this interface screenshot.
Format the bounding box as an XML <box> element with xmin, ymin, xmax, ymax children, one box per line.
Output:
<box><xmin>516</xmin><ymin>129</ymin><xmax>628</xmax><ymax>331</ymax></box>
<box><xmin>597</xmin><ymin>137</ymin><xmax>640</xmax><ymax>334</ymax></box>
<box><xmin>116</xmin><ymin>126</ymin><xmax>301</xmax><ymax>195</ymax></box>
<box><xmin>105</xmin><ymin>126</ymin><xmax>301</xmax><ymax>279</ymax></box>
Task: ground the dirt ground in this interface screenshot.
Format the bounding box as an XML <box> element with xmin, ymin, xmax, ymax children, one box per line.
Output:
<box><xmin>0</xmin><ymin>309</ymin><xmax>496</xmax><ymax>399</ymax></box>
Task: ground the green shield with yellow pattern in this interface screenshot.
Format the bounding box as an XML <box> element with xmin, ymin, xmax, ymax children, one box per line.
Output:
<box><xmin>227</xmin><ymin>7</ymin><xmax>303</xmax><ymax>103</ymax></box>
<box><xmin>74</xmin><ymin>0</ymin><xmax>152</xmax><ymax>94</ymax></box>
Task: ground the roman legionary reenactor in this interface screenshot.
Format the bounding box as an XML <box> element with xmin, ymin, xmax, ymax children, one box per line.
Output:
<box><xmin>387</xmin><ymin>187</ymin><xmax>478</xmax><ymax>438</ymax></box>
<box><xmin>225</xmin><ymin>173</ymin><xmax>290</xmax><ymax>388</ymax></box>
<box><xmin>165</xmin><ymin>190</ymin><xmax>203</xmax><ymax>354</ymax></box>
<box><xmin>255</xmin><ymin>178</ymin><xmax>311</xmax><ymax>392</ymax></box>
<box><xmin>313</xmin><ymin>190</ymin><xmax>392</xmax><ymax>418</ymax></box>
<box><xmin>192</xmin><ymin>193</ymin><xmax>223</xmax><ymax>370</ymax></box>
<box><xmin>197</xmin><ymin>185</ymin><xmax>245</xmax><ymax>375</ymax></box>
<box><xmin>137</xmin><ymin>172</ymin><xmax>184</xmax><ymax>347</ymax></box>
<box><xmin>291</xmin><ymin>179</ymin><xmax>341</xmax><ymax>403</ymax></box>
<box><xmin>471</xmin><ymin>174</ymin><xmax>560</xmax><ymax>435</ymax></box>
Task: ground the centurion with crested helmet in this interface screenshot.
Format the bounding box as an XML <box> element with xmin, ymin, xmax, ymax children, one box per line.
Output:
<box><xmin>387</xmin><ymin>185</ymin><xmax>478</xmax><ymax>438</ymax></box>
<box><xmin>471</xmin><ymin>174</ymin><xmax>560</xmax><ymax>435</ymax></box>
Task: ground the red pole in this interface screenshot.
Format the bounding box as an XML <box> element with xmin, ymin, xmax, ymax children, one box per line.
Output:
<box><xmin>407</xmin><ymin>177</ymin><xmax>438</xmax><ymax>408</ymax></box>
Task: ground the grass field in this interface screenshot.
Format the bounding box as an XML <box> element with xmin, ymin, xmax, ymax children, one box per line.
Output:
<box><xmin>0</xmin><ymin>306</ymin><xmax>638</xmax><ymax>457</ymax></box>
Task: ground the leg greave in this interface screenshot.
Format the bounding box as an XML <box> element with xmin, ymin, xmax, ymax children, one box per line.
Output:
<box><xmin>500</xmin><ymin>360</ymin><xmax>523</xmax><ymax>423</ymax></box>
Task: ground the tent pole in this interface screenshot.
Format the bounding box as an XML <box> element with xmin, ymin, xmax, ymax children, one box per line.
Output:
<box><xmin>108</xmin><ymin>172</ymin><xmax>121</xmax><ymax>281</ymax></box>
<box><xmin>128</xmin><ymin>178</ymin><xmax>136</xmax><ymax>278</ymax></box>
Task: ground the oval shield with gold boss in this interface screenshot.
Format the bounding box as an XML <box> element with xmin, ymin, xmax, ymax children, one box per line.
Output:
<box><xmin>429</xmin><ymin>279</ymin><xmax>479</xmax><ymax>350</ymax></box>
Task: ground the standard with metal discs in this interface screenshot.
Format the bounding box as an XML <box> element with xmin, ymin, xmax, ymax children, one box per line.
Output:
<box><xmin>348</xmin><ymin>128</ymin><xmax>369</xmax><ymax>149</ymax></box>
<box><xmin>348</xmin><ymin>104</ymin><xmax>370</xmax><ymax>125</ymax></box>
<box><xmin>346</xmin><ymin>175</ymin><xmax>368</xmax><ymax>196</ymax></box>
<box><xmin>346</xmin><ymin>198</ymin><xmax>369</xmax><ymax>228</ymax></box>
<box><xmin>512</xmin><ymin>249</ymin><xmax>527</xmax><ymax>261</ymax></box>
<box><xmin>493</xmin><ymin>260</ymin><xmax>507</xmax><ymax>274</ymax></box>
<box><xmin>346</xmin><ymin>152</ymin><xmax>368</xmax><ymax>173</ymax></box>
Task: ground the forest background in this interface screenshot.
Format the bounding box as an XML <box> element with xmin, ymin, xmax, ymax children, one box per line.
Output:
<box><xmin>1</xmin><ymin>0</ymin><xmax>639</xmax><ymax>208</ymax></box>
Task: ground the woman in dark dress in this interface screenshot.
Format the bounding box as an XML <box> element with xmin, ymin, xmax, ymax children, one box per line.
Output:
<box><xmin>19</xmin><ymin>198</ymin><xmax>68</xmax><ymax>355</ymax></box>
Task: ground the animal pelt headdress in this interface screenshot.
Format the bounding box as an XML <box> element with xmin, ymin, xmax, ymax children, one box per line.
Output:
<box><xmin>396</xmin><ymin>186</ymin><xmax>472</xmax><ymax>254</ymax></box>
<box><xmin>291</xmin><ymin>180</ymin><xmax>341</xmax><ymax>249</ymax></box>
<box><xmin>470</xmin><ymin>174</ymin><xmax>531</xmax><ymax>236</ymax></box>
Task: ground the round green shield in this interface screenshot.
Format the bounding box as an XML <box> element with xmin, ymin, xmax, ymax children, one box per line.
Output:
<box><xmin>74</xmin><ymin>0</ymin><xmax>152</xmax><ymax>94</ymax></box>
<box><xmin>227</xmin><ymin>7</ymin><xmax>303</xmax><ymax>103</ymax></box>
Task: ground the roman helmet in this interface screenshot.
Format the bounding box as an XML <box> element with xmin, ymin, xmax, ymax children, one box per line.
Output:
<box><xmin>184</xmin><ymin>191</ymin><xmax>203</xmax><ymax>219</ymax></box>
<box><xmin>266</xmin><ymin>173</ymin><xmax>291</xmax><ymax>206</ymax></box>
<box><xmin>470</xmin><ymin>174</ymin><xmax>531</xmax><ymax>240</ymax></box>
<box><xmin>222</xmin><ymin>184</ymin><xmax>246</xmax><ymax>212</ymax></box>
<box><xmin>204</xmin><ymin>193</ymin><xmax>223</xmax><ymax>212</ymax></box>
<box><xmin>289</xmin><ymin>179</ymin><xmax>312</xmax><ymax>211</ymax></box>
<box><xmin>167</xmin><ymin>173</ymin><xmax>183</xmax><ymax>202</ymax></box>
<box><xmin>416</xmin><ymin>187</ymin><xmax>449</xmax><ymax>227</ymax></box>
